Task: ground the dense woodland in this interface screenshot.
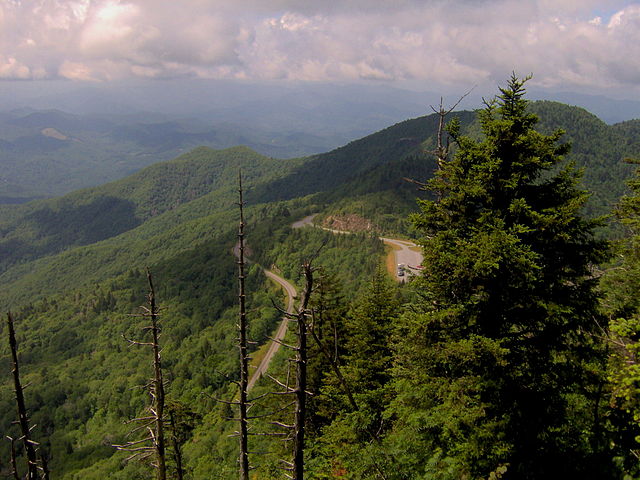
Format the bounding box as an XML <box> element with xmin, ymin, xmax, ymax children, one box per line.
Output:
<box><xmin>3</xmin><ymin>77</ymin><xmax>640</xmax><ymax>478</ymax></box>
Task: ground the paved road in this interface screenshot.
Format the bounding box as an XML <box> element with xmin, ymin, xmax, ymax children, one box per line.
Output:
<box><xmin>240</xmin><ymin>216</ymin><xmax>424</xmax><ymax>390</ymax></box>
<box><xmin>232</xmin><ymin>241</ymin><xmax>298</xmax><ymax>391</ymax></box>
<box><xmin>292</xmin><ymin>214</ymin><xmax>424</xmax><ymax>283</ymax></box>
<box><xmin>380</xmin><ymin>237</ymin><xmax>424</xmax><ymax>282</ymax></box>
<box><xmin>291</xmin><ymin>214</ymin><xmax>317</xmax><ymax>229</ymax></box>
<box><xmin>247</xmin><ymin>270</ymin><xmax>297</xmax><ymax>391</ymax></box>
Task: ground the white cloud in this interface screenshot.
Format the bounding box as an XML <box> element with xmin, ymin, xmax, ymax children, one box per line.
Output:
<box><xmin>0</xmin><ymin>56</ymin><xmax>32</xmax><ymax>79</ymax></box>
<box><xmin>79</xmin><ymin>2</ymin><xmax>141</xmax><ymax>57</ymax></box>
<box><xmin>58</xmin><ymin>60</ymin><xmax>97</xmax><ymax>81</ymax></box>
<box><xmin>0</xmin><ymin>0</ymin><xmax>637</xmax><ymax>96</ymax></box>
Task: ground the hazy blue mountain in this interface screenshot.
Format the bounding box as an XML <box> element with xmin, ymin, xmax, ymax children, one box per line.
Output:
<box><xmin>0</xmin><ymin>109</ymin><xmax>335</xmax><ymax>202</ymax></box>
<box><xmin>1</xmin><ymin>80</ymin><xmax>638</xmax><ymax>202</ymax></box>
<box><xmin>0</xmin><ymin>101</ymin><xmax>637</xmax><ymax>308</ymax></box>
<box><xmin>531</xmin><ymin>90</ymin><xmax>640</xmax><ymax>125</ymax></box>
<box><xmin>0</xmin><ymin>100</ymin><xmax>639</xmax><ymax>478</ymax></box>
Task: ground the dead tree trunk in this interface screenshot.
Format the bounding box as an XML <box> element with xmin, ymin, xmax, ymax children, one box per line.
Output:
<box><xmin>403</xmin><ymin>89</ymin><xmax>473</xmax><ymax>194</ymax></box>
<box><xmin>265</xmin><ymin>261</ymin><xmax>316</xmax><ymax>478</ymax></box>
<box><xmin>237</xmin><ymin>170</ymin><xmax>250</xmax><ymax>480</ymax></box>
<box><xmin>7</xmin><ymin>312</ymin><xmax>39</xmax><ymax>480</ymax></box>
<box><xmin>147</xmin><ymin>271</ymin><xmax>167</xmax><ymax>480</ymax></box>
<box><xmin>39</xmin><ymin>452</ymin><xmax>50</xmax><ymax>480</ymax></box>
<box><xmin>292</xmin><ymin>263</ymin><xmax>314</xmax><ymax>480</ymax></box>
<box><xmin>168</xmin><ymin>407</ymin><xmax>184</xmax><ymax>480</ymax></box>
<box><xmin>114</xmin><ymin>271</ymin><xmax>167</xmax><ymax>480</ymax></box>
<box><xmin>430</xmin><ymin>90</ymin><xmax>472</xmax><ymax>171</ymax></box>
<box><xmin>432</xmin><ymin>97</ymin><xmax>451</xmax><ymax>171</ymax></box>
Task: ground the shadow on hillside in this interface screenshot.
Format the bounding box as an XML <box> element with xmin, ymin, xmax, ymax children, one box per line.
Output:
<box><xmin>0</xmin><ymin>196</ymin><xmax>141</xmax><ymax>272</ymax></box>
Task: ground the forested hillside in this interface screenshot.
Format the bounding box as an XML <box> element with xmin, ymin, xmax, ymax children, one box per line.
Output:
<box><xmin>530</xmin><ymin>101</ymin><xmax>636</xmax><ymax>218</ymax></box>
<box><xmin>2</xmin><ymin>86</ymin><xmax>640</xmax><ymax>479</ymax></box>
<box><xmin>0</xmin><ymin>146</ymin><xmax>296</xmax><ymax>271</ymax></box>
<box><xmin>0</xmin><ymin>109</ymin><xmax>334</xmax><ymax>202</ymax></box>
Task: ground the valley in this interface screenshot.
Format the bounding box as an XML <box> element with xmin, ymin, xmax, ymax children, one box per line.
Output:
<box><xmin>0</xmin><ymin>109</ymin><xmax>336</xmax><ymax>202</ymax></box>
<box><xmin>1</xmin><ymin>96</ymin><xmax>640</xmax><ymax>478</ymax></box>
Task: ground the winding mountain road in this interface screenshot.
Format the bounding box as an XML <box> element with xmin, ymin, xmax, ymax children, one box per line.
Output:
<box><xmin>290</xmin><ymin>214</ymin><xmax>317</xmax><ymax>229</ymax></box>
<box><xmin>293</xmin><ymin>214</ymin><xmax>424</xmax><ymax>282</ymax></box>
<box><xmin>247</xmin><ymin>271</ymin><xmax>296</xmax><ymax>391</ymax></box>
<box><xmin>241</xmin><ymin>214</ymin><xmax>424</xmax><ymax>389</ymax></box>
<box><xmin>380</xmin><ymin>237</ymin><xmax>423</xmax><ymax>282</ymax></box>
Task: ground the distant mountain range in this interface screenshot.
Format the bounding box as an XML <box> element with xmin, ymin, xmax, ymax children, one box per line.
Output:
<box><xmin>530</xmin><ymin>90</ymin><xmax>640</xmax><ymax>125</ymax></box>
<box><xmin>0</xmin><ymin>99</ymin><xmax>639</xmax><ymax>478</ymax></box>
<box><xmin>0</xmin><ymin>108</ymin><xmax>338</xmax><ymax>202</ymax></box>
<box><xmin>0</xmin><ymin>100</ymin><xmax>637</xmax><ymax>307</ymax></box>
<box><xmin>1</xmin><ymin>82</ymin><xmax>639</xmax><ymax>203</ymax></box>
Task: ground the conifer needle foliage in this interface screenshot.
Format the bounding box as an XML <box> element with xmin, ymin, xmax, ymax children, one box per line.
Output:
<box><xmin>390</xmin><ymin>75</ymin><xmax>611</xmax><ymax>479</ymax></box>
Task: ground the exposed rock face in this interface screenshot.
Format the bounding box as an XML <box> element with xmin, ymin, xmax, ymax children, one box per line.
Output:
<box><xmin>41</xmin><ymin>127</ymin><xmax>68</xmax><ymax>140</ymax></box>
<box><xmin>322</xmin><ymin>214</ymin><xmax>376</xmax><ymax>233</ymax></box>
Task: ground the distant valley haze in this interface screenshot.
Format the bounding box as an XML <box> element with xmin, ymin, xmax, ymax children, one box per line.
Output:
<box><xmin>0</xmin><ymin>0</ymin><xmax>639</xmax><ymax>199</ymax></box>
<box><xmin>2</xmin><ymin>3</ymin><xmax>640</xmax><ymax>478</ymax></box>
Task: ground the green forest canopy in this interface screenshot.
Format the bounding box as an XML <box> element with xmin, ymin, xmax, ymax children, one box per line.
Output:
<box><xmin>2</xmin><ymin>79</ymin><xmax>640</xmax><ymax>478</ymax></box>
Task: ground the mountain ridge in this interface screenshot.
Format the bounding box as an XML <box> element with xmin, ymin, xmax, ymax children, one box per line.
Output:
<box><xmin>0</xmin><ymin>100</ymin><xmax>637</xmax><ymax>307</ymax></box>
<box><xmin>1</xmin><ymin>99</ymin><xmax>640</xmax><ymax>478</ymax></box>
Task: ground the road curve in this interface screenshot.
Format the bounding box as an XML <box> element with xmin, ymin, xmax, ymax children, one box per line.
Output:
<box><xmin>380</xmin><ymin>237</ymin><xmax>424</xmax><ymax>282</ymax></box>
<box><xmin>247</xmin><ymin>270</ymin><xmax>297</xmax><ymax>391</ymax></box>
<box><xmin>292</xmin><ymin>214</ymin><xmax>424</xmax><ymax>283</ymax></box>
<box><xmin>241</xmin><ymin>216</ymin><xmax>423</xmax><ymax>391</ymax></box>
<box><xmin>291</xmin><ymin>214</ymin><xmax>317</xmax><ymax>229</ymax></box>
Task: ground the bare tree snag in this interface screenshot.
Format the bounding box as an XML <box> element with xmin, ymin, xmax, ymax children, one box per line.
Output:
<box><xmin>430</xmin><ymin>90</ymin><xmax>473</xmax><ymax>169</ymax></box>
<box><xmin>237</xmin><ymin>170</ymin><xmax>250</xmax><ymax>480</ymax></box>
<box><xmin>114</xmin><ymin>270</ymin><xmax>167</xmax><ymax>480</ymax></box>
<box><xmin>168</xmin><ymin>407</ymin><xmax>184</xmax><ymax>480</ymax></box>
<box><xmin>147</xmin><ymin>271</ymin><xmax>167</xmax><ymax>480</ymax></box>
<box><xmin>7</xmin><ymin>312</ymin><xmax>39</xmax><ymax>480</ymax></box>
<box><xmin>263</xmin><ymin>263</ymin><xmax>315</xmax><ymax>478</ymax></box>
<box><xmin>39</xmin><ymin>451</ymin><xmax>50</xmax><ymax>480</ymax></box>
<box><xmin>403</xmin><ymin>88</ymin><xmax>474</xmax><ymax>192</ymax></box>
<box><xmin>292</xmin><ymin>262</ymin><xmax>314</xmax><ymax>480</ymax></box>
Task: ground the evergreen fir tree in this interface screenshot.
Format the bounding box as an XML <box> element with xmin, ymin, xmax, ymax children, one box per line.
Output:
<box><xmin>601</xmin><ymin>161</ymin><xmax>640</xmax><ymax>475</ymax></box>
<box><xmin>306</xmin><ymin>269</ymin><xmax>350</xmax><ymax>435</ymax></box>
<box><xmin>389</xmin><ymin>75</ymin><xmax>611</xmax><ymax>479</ymax></box>
<box><xmin>308</xmin><ymin>269</ymin><xmax>400</xmax><ymax>478</ymax></box>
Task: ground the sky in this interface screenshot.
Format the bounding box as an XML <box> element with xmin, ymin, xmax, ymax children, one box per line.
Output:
<box><xmin>0</xmin><ymin>0</ymin><xmax>639</xmax><ymax>104</ymax></box>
